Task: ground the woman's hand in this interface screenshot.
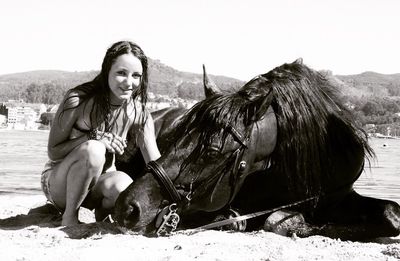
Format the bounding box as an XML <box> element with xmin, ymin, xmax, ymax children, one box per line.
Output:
<box><xmin>98</xmin><ymin>131</ymin><xmax>127</xmax><ymax>155</ymax></box>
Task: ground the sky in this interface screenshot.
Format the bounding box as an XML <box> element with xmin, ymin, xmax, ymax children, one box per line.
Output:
<box><xmin>0</xmin><ymin>0</ymin><xmax>399</xmax><ymax>81</ymax></box>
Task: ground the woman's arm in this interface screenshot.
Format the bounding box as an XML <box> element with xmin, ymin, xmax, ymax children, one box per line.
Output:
<box><xmin>137</xmin><ymin>111</ymin><xmax>161</xmax><ymax>164</ymax></box>
<box><xmin>47</xmin><ymin>91</ymin><xmax>87</xmax><ymax>161</ymax></box>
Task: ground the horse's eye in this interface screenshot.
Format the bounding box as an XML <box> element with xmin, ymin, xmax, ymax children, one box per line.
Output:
<box><xmin>204</xmin><ymin>147</ymin><xmax>222</xmax><ymax>161</ymax></box>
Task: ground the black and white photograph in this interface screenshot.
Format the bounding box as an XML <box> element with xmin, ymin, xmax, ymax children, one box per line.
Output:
<box><xmin>1</xmin><ymin>0</ymin><xmax>400</xmax><ymax>260</ymax></box>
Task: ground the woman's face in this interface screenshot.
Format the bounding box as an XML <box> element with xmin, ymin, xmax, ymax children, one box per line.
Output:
<box><xmin>108</xmin><ymin>53</ymin><xmax>143</xmax><ymax>104</ymax></box>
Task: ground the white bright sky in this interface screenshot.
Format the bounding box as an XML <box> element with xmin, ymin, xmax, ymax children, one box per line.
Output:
<box><xmin>0</xmin><ymin>0</ymin><xmax>399</xmax><ymax>80</ymax></box>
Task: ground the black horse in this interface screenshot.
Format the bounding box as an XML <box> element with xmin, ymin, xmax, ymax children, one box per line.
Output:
<box><xmin>114</xmin><ymin>59</ymin><xmax>400</xmax><ymax>240</ymax></box>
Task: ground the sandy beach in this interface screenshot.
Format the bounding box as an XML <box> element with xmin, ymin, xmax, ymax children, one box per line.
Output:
<box><xmin>1</xmin><ymin>194</ymin><xmax>400</xmax><ymax>261</ymax></box>
<box><xmin>1</xmin><ymin>131</ymin><xmax>400</xmax><ymax>260</ymax></box>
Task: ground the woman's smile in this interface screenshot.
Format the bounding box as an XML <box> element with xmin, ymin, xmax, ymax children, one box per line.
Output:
<box><xmin>108</xmin><ymin>53</ymin><xmax>142</xmax><ymax>103</ymax></box>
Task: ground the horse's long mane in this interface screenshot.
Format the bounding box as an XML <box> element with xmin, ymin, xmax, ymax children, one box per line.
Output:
<box><xmin>164</xmin><ymin>85</ymin><xmax>267</xmax><ymax>198</ymax></box>
<box><xmin>265</xmin><ymin>61</ymin><xmax>374</xmax><ymax>198</ymax></box>
<box><xmin>169</xmin><ymin>60</ymin><xmax>374</xmax><ymax>200</ymax></box>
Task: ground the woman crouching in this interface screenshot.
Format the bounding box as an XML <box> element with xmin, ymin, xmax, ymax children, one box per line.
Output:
<box><xmin>41</xmin><ymin>41</ymin><xmax>161</xmax><ymax>226</ymax></box>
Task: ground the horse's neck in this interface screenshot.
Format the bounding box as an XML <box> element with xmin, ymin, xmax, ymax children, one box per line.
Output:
<box><xmin>152</xmin><ymin>107</ymin><xmax>187</xmax><ymax>136</ymax></box>
<box><xmin>252</xmin><ymin>106</ymin><xmax>277</xmax><ymax>164</ymax></box>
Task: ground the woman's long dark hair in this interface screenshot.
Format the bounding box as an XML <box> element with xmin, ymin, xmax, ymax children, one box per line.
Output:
<box><xmin>59</xmin><ymin>41</ymin><xmax>149</xmax><ymax>132</ymax></box>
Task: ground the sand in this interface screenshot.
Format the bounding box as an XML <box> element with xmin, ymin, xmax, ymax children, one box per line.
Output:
<box><xmin>1</xmin><ymin>195</ymin><xmax>400</xmax><ymax>261</ymax></box>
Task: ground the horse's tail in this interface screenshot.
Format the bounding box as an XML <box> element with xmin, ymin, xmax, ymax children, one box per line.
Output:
<box><xmin>267</xmin><ymin>61</ymin><xmax>374</xmax><ymax>200</ymax></box>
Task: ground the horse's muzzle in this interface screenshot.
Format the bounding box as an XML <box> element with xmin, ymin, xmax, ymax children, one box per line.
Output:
<box><xmin>114</xmin><ymin>194</ymin><xmax>142</xmax><ymax>229</ymax></box>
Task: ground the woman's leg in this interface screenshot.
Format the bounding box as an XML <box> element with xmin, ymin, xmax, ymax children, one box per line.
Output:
<box><xmin>49</xmin><ymin>140</ymin><xmax>106</xmax><ymax>226</ymax></box>
<box><xmin>85</xmin><ymin>171</ymin><xmax>133</xmax><ymax>221</ymax></box>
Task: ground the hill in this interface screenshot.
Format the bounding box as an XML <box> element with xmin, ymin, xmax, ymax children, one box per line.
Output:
<box><xmin>1</xmin><ymin>59</ymin><xmax>400</xmax><ymax>102</ymax></box>
<box><xmin>335</xmin><ymin>72</ymin><xmax>400</xmax><ymax>97</ymax></box>
<box><xmin>0</xmin><ymin>58</ymin><xmax>243</xmax><ymax>102</ymax></box>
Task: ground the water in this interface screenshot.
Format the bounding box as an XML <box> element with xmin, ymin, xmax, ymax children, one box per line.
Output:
<box><xmin>355</xmin><ymin>138</ymin><xmax>400</xmax><ymax>204</ymax></box>
<box><xmin>0</xmin><ymin>130</ymin><xmax>400</xmax><ymax>204</ymax></box>
<box><xmin>0</xmin><ymin>130</ymin><xmax>49</xmax><ymax>195</ymax></box>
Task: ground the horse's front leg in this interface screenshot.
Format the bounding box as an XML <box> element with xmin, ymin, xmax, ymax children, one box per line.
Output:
<box><xmin>263</xmin><ymin>209</ymin><xmax>318</xmax><ymax>237</ymax></box>
<box><xmin>263</xmin><ymin>190</ymin><xmax>400</xmax><ymax>241</ymax></box>
<box><xmin>308</xmin><ymin>190</ymin><xmax>400</xmax><ymax>240</ymax></box>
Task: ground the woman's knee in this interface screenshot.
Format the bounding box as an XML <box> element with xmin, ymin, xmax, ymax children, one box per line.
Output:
<box><xmin>99</xmin><ymin>172</ymin><xmax>133</xmax><ymax>206</ymax></box>
<box><xmin>77</xmin><ymin>140</ymin><xmax>106</xmax><ymax>170</ymax></box>
<box><xmin>109</xmin><ymin>172</ymin><xmax>132</xmax><ymax>195</ymax></box>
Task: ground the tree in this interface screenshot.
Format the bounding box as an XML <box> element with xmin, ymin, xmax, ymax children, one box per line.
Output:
<box><xmin>24</xmin><ymin>83</ymin><xmax>40</xmax><ymax>103</ymax></box>
<box><xmin>43</xmin><ymin>83</ymin><xmax>65</xmax><ymax>104</ymax></box>
<box><xmin>381</xmin><ymin>99</ymin><xmax>400</xmax><ymax>113</ymax></box>
<box><xmin>361</xmin><ymin>100</ymin><xmax>384</xmax><ymax>116</ymax></box>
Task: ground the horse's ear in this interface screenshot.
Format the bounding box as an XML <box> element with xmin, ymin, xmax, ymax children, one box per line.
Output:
<box><xmin>203</xmin><ymin>64</ymin><xmax>222</xmax><ymax>98</ymax></box>
<box><xmin>293</xmin><ymin>58</ymin><xmax>303</xmax><ymax>64</ymax></box>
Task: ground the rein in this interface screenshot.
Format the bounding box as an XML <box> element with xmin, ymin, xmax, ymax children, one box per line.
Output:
<box><xmin>194</xmin><ymin>196</ymin><xmax>318</xmax><ymax>231</ymax></box>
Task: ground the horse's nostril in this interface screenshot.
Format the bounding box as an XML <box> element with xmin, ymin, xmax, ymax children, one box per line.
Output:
<box><xmin>115</xmin><ymin>199</ymin><xmax>141</xmax><ymax>229</ymax></box>
<box><xmin>123</xmin><ymin>201</ymin><xmax>141</xmax><ymax>228</ymax></box>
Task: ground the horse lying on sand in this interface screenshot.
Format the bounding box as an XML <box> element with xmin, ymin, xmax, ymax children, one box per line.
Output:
<box><xmin>114</xmin><ymin>59</ymin><xmax>400</xmax><ymax>241</ymax></box>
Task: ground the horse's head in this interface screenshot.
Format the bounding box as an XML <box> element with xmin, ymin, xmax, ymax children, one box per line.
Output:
<box><xmin>114</xmin><ymin>67</ymin><xmax>278</xmax><ymax>235</ymax></box>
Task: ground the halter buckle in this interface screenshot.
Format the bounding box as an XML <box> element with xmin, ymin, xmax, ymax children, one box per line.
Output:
<box><xmin>156</xmin><ymin>203</ymin><xmax>180</xmax><ymax>236</ymax></box>
<box><xmin>238</xmin><ymin>161</ymin><xmax>247</xmax><ymax>171</ymax></box>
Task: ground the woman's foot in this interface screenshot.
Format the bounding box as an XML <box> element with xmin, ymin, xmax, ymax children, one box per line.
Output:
<box><xmin>62</xmin><ymin>213</ymin><xmax>80</xmax><ymax>226</ymax></box>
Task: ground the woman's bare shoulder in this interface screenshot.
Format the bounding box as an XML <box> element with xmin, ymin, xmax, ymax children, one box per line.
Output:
<box><xmin>61</xmin><ymin>89</ymin><xmax>92</xmax><ymax>110</ymax></box>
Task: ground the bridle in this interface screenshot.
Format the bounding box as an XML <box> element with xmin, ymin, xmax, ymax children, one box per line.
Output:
<box><xmin>147</xmin><ymin>154</ymin><xmax>318</xmax><ymax>236</ymax></box>
<box><xmin>146</xmin><ymin>123</ymin><xmax>253</xmax><ymax>236</ymax></box>
<box><xmin>144</xmin><ymin>112</ymin><xmax>318</xmax><ymax>236</ymax></box>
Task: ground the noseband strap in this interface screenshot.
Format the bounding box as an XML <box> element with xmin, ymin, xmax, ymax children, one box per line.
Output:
<box><xmin>146</xmin><ymin>161</ymin><xmax>182</xmax><ymax>202</ymax></box>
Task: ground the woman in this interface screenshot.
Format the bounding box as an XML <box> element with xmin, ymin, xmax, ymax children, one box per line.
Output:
<box><xmin>41</xmin><ymin>41</ymin><xmax>161</xmax><ymax>226</ymax></box>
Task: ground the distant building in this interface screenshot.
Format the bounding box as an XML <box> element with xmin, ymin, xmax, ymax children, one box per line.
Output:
<box><xmin>147</xmin><ymin>101</ymin><xmax>172</xmax><ymax>111</ymax></box>
<box><xmin>365</xmin><ymin>123</ymin><xmax>376</xmax><ymax>133</ymax></box>
<box><xmin>2</xmin><ymin>100</ymin><xmax>46</xmax><ymax>130</ymax></box>
<box><xmin>147</xmin><ymin>95</ymin><xmax>198</xmax><ymax>112</ymax></box>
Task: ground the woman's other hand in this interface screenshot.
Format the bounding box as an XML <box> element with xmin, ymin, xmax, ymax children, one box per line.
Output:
<box><xmin>98</xmin><ymin>131</ymin><xmax>127</xmax><ymax>155</ymax></box>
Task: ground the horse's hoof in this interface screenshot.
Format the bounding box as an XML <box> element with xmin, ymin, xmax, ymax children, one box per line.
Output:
<box><xmin>212</xmin><ymin>208</ymin><xmax>247</xmax><ymax>232</ymax></box>
<box><xmin>263</xmin><ymin>210</ymin><xmax>305</xmax><ymax>236</ymax></box>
